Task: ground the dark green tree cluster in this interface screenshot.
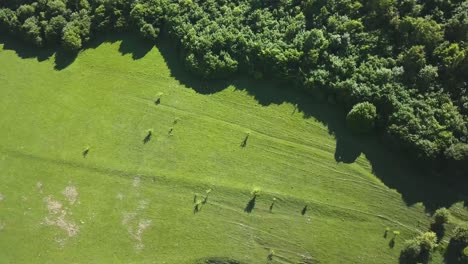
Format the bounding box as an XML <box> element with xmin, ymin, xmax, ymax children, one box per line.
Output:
<box><xmin>1</xmin><ymin>0</ymin><xmax>467</xmax><ymax>177</ymax></box>
<box><xmin>400</xmin><ymin>231</ymin><xmax>438</xmax><ymax>264</ymax></box>
<box><xmin>447</xmin><ymin>225</ymin><xmax>468</xmax><ymax>264</ymax></box>
<box><xmin>0</xmin><ymin>0</ymin><xmax>165</xmax><ymax>51</ymax></box>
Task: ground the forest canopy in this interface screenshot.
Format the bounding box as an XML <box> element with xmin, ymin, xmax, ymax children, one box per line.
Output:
<box><xmin>1</xmin><ymin>0</ymin><xmax>467</xmax><ymax>177</ymax></box>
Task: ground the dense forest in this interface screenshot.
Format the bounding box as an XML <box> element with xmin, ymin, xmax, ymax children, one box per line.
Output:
<box><xmin>1</xmin><ymin>0</ymin><xmax>467</xmax><ymax>178</ymax></box>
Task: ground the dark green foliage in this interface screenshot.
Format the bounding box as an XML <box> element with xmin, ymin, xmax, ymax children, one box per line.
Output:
<box><xmin>21</xmin><ymin>16</ymin><xmax>43</xmax><ymax>46</ymax></box>
<box><xmin>0</xmin><ymin>8</ymin><xmax>19</xmax><ymax>32</ymax></box>
<box><xmin>44</xmin><ymin>15</ymin><xmax>67</xmax><ymax>43</ymax></box>
<box><xmin>452</xmin><ymin>226</ymin><xmax>468</xmax><ymax>250</ymax></box>
<box><xmin>400</xmin><ymin>232</ymin><xmax>437</xmax><ymax>264</ymax></box>
<box><xmin>446</xmin><ymin>225</ymin><xmax>468</xmax><ymax>264</ymax></box>
<box><xmin>62</xmin><ymin>24</ymin><xmax>82</xmax><ymax>51</ymax></box>
<box><xmin>433</xmin><ymin>208</ymin><xmax>451</xmax><ymax>225</ymax></box>
<box><xmin>140</xmin><ymin>23</ymin><xmax>158</xmax><ymax>40</ymax></box>
<box><xmin>398</xmin><ymin>45</ymin><xmax>426</xmax><ymax>79</ymax></box>
<box><xmin>346</xmin><ymin>102</ymin><xmax>377</xmax><ymax>134</ymax></box>
<box><xmin>0</xmin><ymin>0</ymin><xmax>467</xmax><ymax>176</ymax></box>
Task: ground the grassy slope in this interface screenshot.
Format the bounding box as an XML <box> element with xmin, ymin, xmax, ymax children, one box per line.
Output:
<box><xmin>0</xmin><ymin>36</ymin><xmax>466</xmax><ymax>264</ymax></box>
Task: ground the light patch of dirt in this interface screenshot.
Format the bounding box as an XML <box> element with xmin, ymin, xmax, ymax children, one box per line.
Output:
<box><xmin>45</xmin><ymin>196</ymin><xmax>63</xmax><ymax>214</ymax></box>
<box><xmin>122</xmin><ymin>212</ymin><xmax>152</xmax><ymax>251</ymax></box>
<box><xmin>43</xmin><ymin>196</ymin><xmax>79</xmax><ymax>238</ymax></box>
<box><xmin>0</xmin><ymin>222</ymin><xmax>5</xmax><ymax>231</ymax></box>
<box><xmin>122</xmin><ymin>212</ymin><xmax>136</xmax><ymax>226</ymax></box>
<box><xmin>62</xmin><ymin>185</ymin><xmax>78</xmax><ymax>205</ymax></box>
<box><xmin>0</xmin><ymin>193</ymin><xmax>4</xmax><ymax>201</ymax></box>
<box><xmin>36</xmin><ymin>182</ymin><xmax>43</xmax><ymax>193</ymax></box>
<box><xmin>133</xmin><ymin>219</ymin><xmax>152</xmax><ymax>251</ymax></box>
<box><xmin>132</xmin><ymin>176</ymin><xmax>141</xmax><ymax>187</ymax></box>
<box><xmin>116</xmin><ymin>193</ymin><xmax>124</xmax><ymax>200</ymax></box>
<box><xmin>137</xmin><ymin>200</ymin><xmax>149</xmax><ymax>211</ymax></box>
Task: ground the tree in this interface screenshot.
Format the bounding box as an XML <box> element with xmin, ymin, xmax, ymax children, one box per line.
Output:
<box><xmin>400</xmin><ymin>232</ymin><xmax>437</xmax><ymax>264</ymax></box>
<box><xmin>398</xmin><ymin>16</ymin><xmax>444</xmax><ymax>49</ymax></box>
<box><xmin>447</xmin><ymin>225</ymin><xmax>468</xmax><ymax>263</ymax></box>
<box><xmin>346</xmin><ymin>102</ymin><xmax>377</xmax><ymax>134</ymax></box>
<box><xmin>398</xmin><ymin>45</ymin><xmax>426</xmax><ymax>79</ymax></box>
<box><xmin>45</xmin><ymin>0</ymin><xmax>67</xmax><ymax>18</ymax></box>
<box><xmin>16</xmin><ymin>4</ymin><xmax>35</xmax><ymax>21</ymax></box>
<box><xmin>0</xmin><ymin>8</ymin><xmax>19</xmax><ymax>32</ymax></box>
<box><xmin>21</xmin><ymin>16</ymin><xmax>43</xmax><ymax>46</ymax></box>
<box><xmin>140</xmin><ymin>23</ymin><xmax>158</xmax><ymax>40</ymax></box>
<box><xmin>44</xmin><ymin>15</ymin><xmax>67</xmax><ymax>43</ymax></box>
<box><xmin>61</xmin><ymin>24</ymin><xmax>82</xmax><ymax>51</ymax></box>
<box><xmin>434</xmin><ymin>208</ymin><xmax>450</xmax><ymax>225</ymax></box>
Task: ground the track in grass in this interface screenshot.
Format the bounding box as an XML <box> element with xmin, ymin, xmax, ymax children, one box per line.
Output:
<box><xmin>0</xmin><ymin>34</ymin><xmax>466</xmax><ymax>263</ymax></box>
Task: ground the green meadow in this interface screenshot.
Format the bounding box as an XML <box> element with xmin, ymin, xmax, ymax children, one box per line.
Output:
<box><xmin>0</xmin><ymin>35</ymin><xmax>466</xmax><ymax>263</ymax></box>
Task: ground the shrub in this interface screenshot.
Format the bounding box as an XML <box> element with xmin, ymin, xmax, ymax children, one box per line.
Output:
<box><xmin>251</xmin><ymin>188</ymin><xmax>260</xmax><ymax>197</ymax></box>
<box><xmin>452</xmin><ymin>225</ymin><xmax>468</xmax><ymax>248</ymax></box>
<box><xmin>433</xmin><ymin>208</ymin><xmax>451</xmax><ymax>225</ymax></box>
<box><xmin>446</xmin><ymin>225</ymin><xmax>468</xmax><ymax>263</ymax></box>
<box><xmin>62</xmin><ymin>25</ymin><xmax>82</xmax><ymax>51</ymax></box>
<box><xmin>401</xmin><ymin>239</ymin><xmax>422</xmax><ymax>261</ymax></box>
<box><xmin>267</xmin><ymin>249</ymin><xmax>275</xmax><ymax>260</ymax></box>
<box><xmin>400</xmin><ymin>232</ymin><xmax>437</xmax><ymax>263</ymax></box>
<box><xmin>346</xmin><ymin>102</ymin><xmax>377</xmax><ymax>134</ymax></box>
<box><xmin>140</xmin><ymin>23</ymin><xmax>158</xmax><ymax>41</ymax></box>
<box><xmin>82</xmin><ymin>145</ymin><xmax>90</xmax><ymax>157</ymax></box>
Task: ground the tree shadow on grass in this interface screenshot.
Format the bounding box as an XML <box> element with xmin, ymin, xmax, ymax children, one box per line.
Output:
<box><xmin>444</xmin><ymin>239</ymin><xmax>467</xmax><ymax>264</ymax></box>
<box><xmin>0</xmin><ymin>31</ymin><xmax>153</xmax><ymax>71</ymax></box>
<box><xmin>84</xmin><ymin>32</ymin><xmax>154</xmax><ymax>60</ymax></box>
<box><xmin>430</xmin><ymin>223</ymin><xmax>446</xmax><ymax>243</ymax></box>
<box><xmin>156</xmin><ymin>37</ymin><xmax>468</xmax><ymax>213</ymax></box>
<box><xmin>244</xmin><ymin>196</ymin><xmax>256</xmax><ymax>213</ymax></box>
<box><xmin>0</xmin><ymin>34</ymin><xmax>54</xmax><ymax>62</ymax></box>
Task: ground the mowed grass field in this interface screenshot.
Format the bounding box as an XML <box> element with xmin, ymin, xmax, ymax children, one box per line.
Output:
<box><xmin>0</xmin><ymin>35</ymin><xmax>466</xmax><ymax>264</ymax></box>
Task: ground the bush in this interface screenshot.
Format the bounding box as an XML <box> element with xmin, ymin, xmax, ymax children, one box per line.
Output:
<box><xmin>44</xmin><ymin>15</ymin><xmax>67</xmax><ymax>43</ymax></box>
<box><xmin>400</xmin><ymin>232</ymin><xmax>437</xmax><ymax>263</ymax></box>
<box><xmin>62</xmin><ymin>25</ymin><xmax>82</xmax><ymax>51</ymax></box>
<box><xmin>346</xmin><ymin>102</ymin><xmax>377</xmax><ymax>134</ymax></box>
<box><xmin>452</xmin><ymin>226</ymin><xmax>468</xmax><ymax>248</ymax></box>
<box><xmin>401</xmin><ymin>239</ymin><xmax>422</xmax><ymax>262</ymax></box>
<box><xmin>446</xmin><ymin>225</ymin><xmax>468</xmax><ymax>263</ymax></box>
<box><xmin>433</xmin><ymin>208</ymin><xmax>451</xmax><ymax>225</ymax></box>
<box><xmin>140</xmin><ymin>23</ymin><xmax>158</xmax><ymax>41</ymax></box>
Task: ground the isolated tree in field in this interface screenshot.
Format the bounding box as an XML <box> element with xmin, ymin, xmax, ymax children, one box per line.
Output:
<box><xmin>241</xmin><ymin>132</ymin><xmax>250</xmax><ymax>147</ymax></box>
<box><xmin>267</xmin><ymin>249</ymin><xmax>275</xmax><ymax>261</ymax></box>
<box><xmin>384</xmin><ymin>227</ymin><xmax>390</xmax><ymax>238</ymax></box>
<box><xmin>269</xmin><ymin>197</ymin><xmax>276</xmax><ymax>212</ymax></box>
<box><xmin>301</xmin><ymin>205</ymin><xmax>308</xmax><ymax>215</ymax></box>
<box><xmin>389</xmin><ymin>230</ymin><xmax>400</xmax><ymax>248</ymax></box>
<box><xmin>143</xmin><ymin>129</ymin><xmax>153</xmax><ymax>144</ymax></box>
<box><xmin>82</xmin><ymin>145</ymin><xmax>90</xmax><ymax>157</ymax></box>
<box><xmin>346</xmin><ymin>102</ymin><xmax>377</xmax><ymax>134</ymax></box>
